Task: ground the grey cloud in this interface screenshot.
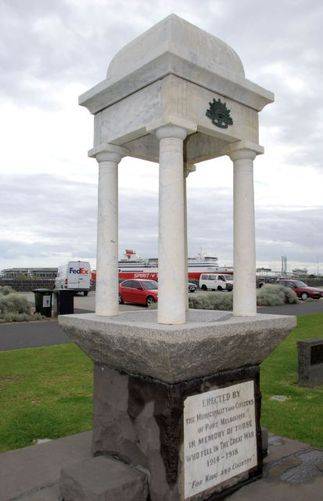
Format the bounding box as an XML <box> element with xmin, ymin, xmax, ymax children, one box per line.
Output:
<box><xmin>0</xmin><ymin>1</ymin><xmax>322</xmax><ymax>268</ymax></box>
<box><xmin>1</xmin><ymin>0</ymin><xmax>322</xmax><ymax>155</ymax></box>
<box><xmin>2</xmin><ymin>0</ymin><xmax>322</xmax><ymax>168</ymax></box>
<box><xmin>0</xmin><ymin>174</ymin><xmax>322</xmax><ymax>269</ymax></box>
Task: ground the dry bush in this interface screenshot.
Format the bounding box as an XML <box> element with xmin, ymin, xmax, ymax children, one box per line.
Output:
<box><xmin>257</xmin><ymin>284</ymin><xmax>298</xmax><ymax>306</ymax></box>
<box><xmin>0</xmin><ymin>292</ymin><xmax>33</xmax><ymax>322</ymax></box>
<box><xmin>189</xmin><ymin>284</ymin><xmax>298</xmax><ymax>311</ymax></box>
<box><xmin>189</xmin><ymin>292</ymin><xmax>233</xmax><ymax>311</ymax></box>
<box><xmin>0</xmin><ymin>286</ymin><xmax>15</xmax><ymax>296</ymax></box>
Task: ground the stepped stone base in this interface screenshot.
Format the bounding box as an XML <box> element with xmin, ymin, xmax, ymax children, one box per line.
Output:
<box><xmin>59</xmin><ymin>310</ymin><xmax>296</xmax><ymax>383</ymax></box>
<box><xmin>60</xmin><ymin>455</ymin><xmax>148</xmax><ymax>501</ymax></box>
<box><xmin>58</xmin><ymin>310</ymin><xmax>296</xmax><ymax>500</ymax></box>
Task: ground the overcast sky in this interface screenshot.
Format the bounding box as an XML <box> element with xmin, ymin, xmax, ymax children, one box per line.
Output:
<box><xmin>0</xmin><ymin>0</ymin><xmax>322</xmax><ymax>273</ymax></box>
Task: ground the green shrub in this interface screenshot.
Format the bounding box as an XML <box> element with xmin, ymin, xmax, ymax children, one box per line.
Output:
<box><xmin>0</xmin><ymin>293</ymin><xmax>31</xmax><ymax>317</ymax></box>
<box><xmin>257</xmin><ymin>284</ymin><xmax>298</xmax><ymax>306</ymax></box>
<box><xmin>189</xmin><ymin>292</ymin><xmax>233</xmax><ymax>311</ymax></box>
<box><xmin>0</xmin><ymin>312</ymin><xmax>33</xmax><ymax>323</ymax></box>
<box><xmin>33</xmin><ymin>312</ymin><xmax>45</xmax><ymax>321</ymax></box>
<box><xmin>189</xmin><ymin>284</ymin><xmax>299</xmax><ymax>311</ymax></box>
<box><xmin>0</xmin><ymin>286</ymin><xmax>15</xmax><ymax>296</ymax></box>
<box><xmin>0</xmin><ymin>291</ymin><xmax>47</xmax><ymax>322</ymax></box>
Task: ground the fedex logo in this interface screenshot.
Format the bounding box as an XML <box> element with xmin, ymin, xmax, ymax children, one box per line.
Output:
<box><xmin>69</xmin><ymin>267</ymin><xmax>89</xmax><ymax>275</ymax></box>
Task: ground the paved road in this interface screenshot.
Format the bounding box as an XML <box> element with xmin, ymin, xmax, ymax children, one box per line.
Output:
<box><xmin>24</xmin><ymin>291</ymin><xmax>323</xmax><ymax>316</ymax></box>
<box><xmin>1</xmin><ymin>294</ymin><xmax>323</xmax><ymax>352</ymax></box>
<box><xmin>0</xmin><ymin>320</ymin><xmax>69</xmax><ymax>351</ymax></box>
<box><xmin>0</xmin><ymin>300</ymin><xmax>140</xmax><ymax>352</ymax></box>
<box><xmin>259</xmin><ymin>300</ymin><xmax>323</xmax><ymax>316</ymax></box>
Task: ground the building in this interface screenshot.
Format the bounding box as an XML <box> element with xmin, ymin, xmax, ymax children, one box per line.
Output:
<box><xmin>292</xmin><ymin>268</ymin><xmax>308</xmax><ymax>276</ymax></box>
<box><xmin>1</xmin><ymin>268</ymin><xmax>58</xmax><ymax>280</ymax></box>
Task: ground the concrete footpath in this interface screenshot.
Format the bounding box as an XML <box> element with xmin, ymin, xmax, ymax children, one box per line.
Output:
<box><xmin>0</xmin><ymin>432</ymin><xmax>322</xmax><ymax>500</ymax></box>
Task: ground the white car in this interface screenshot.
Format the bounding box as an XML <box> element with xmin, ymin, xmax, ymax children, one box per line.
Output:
<box><xmin>199</xmin><ymin>273</ymin><xmax>232</xmax><ymax>291</ymax></box>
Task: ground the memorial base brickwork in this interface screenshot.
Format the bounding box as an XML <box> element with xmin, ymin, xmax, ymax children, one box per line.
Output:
<box><xmin>64</xmin><ymin>363</ymin><xmax>263</xmax><ymax>501</ymax></box>
<box><xmin>59</xmin><ymin>310</ymin><xmax>295</xmax><ymax>500</ymax></box>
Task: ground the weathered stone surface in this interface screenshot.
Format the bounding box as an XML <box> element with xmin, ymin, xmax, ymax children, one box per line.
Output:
<box><xmin>298</xmin><ymin>339</ymin><xmax>323</xmax><ymax>386</ymax></box>
<box><xmin>0</xmin><ymin>431</ymin><xmax>92</xmax><ymax>501</ymax></box>
<box><xmin>91</xmin><ymin>364</ymin><xmax>263</xmax><ymax>501</ymax></box>
<box><xmin>2</xmin><ymin>429</ymin><xmax>322</xmax><ymax>501</ymax></box>
<box><xmin>261</xmin><ymin>427</ymin><xmax>269</xmax><ymax>457</ymax></box>
<box><xmin>79</xmin><ymin>14</ymin><xmax>273</xmax><ymax>168</ymax></box>
<box><xmin>59</xmin><ymin>310</ymin><xmax>296</xmax><ymax>383</ymax></box>
<box><xmin>80</xmin><ymin>15</ymin><xmax>273</xmax><ymax>116</ymax></box>
<box><xmin>264</xmin><ymin>448</ymin><xmax>323</xmax><ymax>485</ymax></box>
<box><xmin>106</xmin><ymin>14</ymin><xmax>245</xmax><ymax>83</ymax></box>
<box><xmin>60</xmin><ymin>455</ymin><xmax>148</xmax><ymax>501</ymax></box>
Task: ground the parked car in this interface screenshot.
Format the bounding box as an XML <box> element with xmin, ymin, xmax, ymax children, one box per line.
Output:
<box><xmin>278</xmin><ymin>279</ymin><xmax>323</xmax><ymax>300</ymax></box>
<box><xmin>199</xmin><ymin>273</ymin><xmax>233</xmax><ymax>291</ymax></box>
<box><xmin>188</xmin><ymin>282</ymin><xmax>197</xmax><ymax>293</ymax></box>
<box><xmin>257</xmin><ymin>277</ymin><xmax>278</xmax><ymax>288</ymax></box>
<box><xmin>119</xmin><ymin>279</ymin><xmax>158</xmax><ymax>306</ymax></box>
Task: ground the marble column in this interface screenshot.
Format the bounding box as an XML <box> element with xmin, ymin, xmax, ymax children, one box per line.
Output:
<box><xmin>94</xmin><ymin>145</ymin><xmax>127</xmax><ymax>316</ymax></box>
<box><xmin>230</xmin><ymin>148</ymin><xmax>257</xmax><ymax>316</ymax></box>
<box><xmin>156</xmin><ymin>125</ymin><xmax>187</xmax><ymax>324</ymax></box>
<box><xmin>184</xmin><ymin>163</ymin><xmax>196</xmax><ymax>309</ymax></box>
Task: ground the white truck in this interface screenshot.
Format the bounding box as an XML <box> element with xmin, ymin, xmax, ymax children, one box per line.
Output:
<box><xmin>55</xmin><ymin>261</ymin><xmax>91</xmax><ymax>296</ymax></box>
<box><xmin>199</xmin><ymin>273</ymin><xmax>233</xmax><ymax>291</ymax></box>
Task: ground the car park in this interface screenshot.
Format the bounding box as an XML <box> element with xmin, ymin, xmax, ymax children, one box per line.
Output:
<box><xmin>199</xmin><ymin>273</ymin><xmax>233</xmax><ymax>291</ymax></box>
<box><xmin>119</xmin><ymin>279</ymin><xmax>158</xmax><ymax>306</ymax></box>
<box><xmin>278</xmin><ymin>279</ymin><xmax>323</xmax><ymax>300</ymax></box>
<box><xmin>257</xmin><ymin>276</ymin><xmax>277</xmax><ymax>288</ymax></box>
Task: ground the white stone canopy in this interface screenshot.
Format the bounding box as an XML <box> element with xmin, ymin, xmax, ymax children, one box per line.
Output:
<box><xmin>80</xmin><ymin>14</ymin><xmax>274</xmax><ymax>324</ymax></box>
<box><xmin>81</xmin><ymin>15</ymin><xmax>273</xmax><ymax>164</ymax></box>
<box><xmin>106</xmin><ymin>15</ymin><xmax>245</xmax><ymax>82</ymax></box>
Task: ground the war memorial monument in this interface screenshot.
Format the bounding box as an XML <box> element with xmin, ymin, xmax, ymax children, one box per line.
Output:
<box><xmin>59</xmin><ymin>15</ymin><xmax>296</xmax><ymax>500</ymax></box>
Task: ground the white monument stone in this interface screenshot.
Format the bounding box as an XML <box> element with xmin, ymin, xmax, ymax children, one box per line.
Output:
<box><xmin>59</xmin><ymin>15</ymin><xmax>296</xmax><ymax>501</ymax></box>
<box><xmin>184</xmin><ymin>381</ymin><xmax>257</xmax><ymax>498</ymax></box>
<box><xmin>81</xmin><ymin>14</ymin><xmax>273</xmax><ymax>323</ymax></box>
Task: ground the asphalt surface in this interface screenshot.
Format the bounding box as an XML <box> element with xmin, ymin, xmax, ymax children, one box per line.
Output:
<box><xmin>1</xmin><ymin>293</ymin><xmax>323</xmax><ymax>352</ymax></box>
<box><xmin>0</xmin><ymin>293</ymin><xmax>140</xmax><ymax>351</ymax></box>
<box><xmin>259</xmin><ymin>300</ymin><xmax>323</xmax><ymax>316</ymax></box>
<box><xmin>0</xmin><ymin>320</ymin><xmax>69</xmax><ymax>351</ymax></box>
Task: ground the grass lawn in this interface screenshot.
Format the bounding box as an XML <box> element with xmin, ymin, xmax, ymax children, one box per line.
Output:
<box><xmin>261</xmin><ymin>313</ymin><xmax>323</xmax><ymax>447</ymax></box>
<box><xmin>0</xmin><ymin>313</ymin><xmax>322</xmax><ymax>452</ymax></box>
<box><xmin>0</xmin><ymin>344</ymin><xmax>93</xmax><ymax>452</ymax></box>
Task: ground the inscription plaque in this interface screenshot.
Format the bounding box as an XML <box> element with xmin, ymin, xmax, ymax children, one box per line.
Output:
<box><xmin>184</xmin><ymin>381</ymin><xmax>257</xmax><ymax>499</ymax></box>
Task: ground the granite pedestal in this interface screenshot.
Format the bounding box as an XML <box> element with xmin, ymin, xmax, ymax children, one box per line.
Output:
<box><xmin>298</xmin><ymin>339</ymin><xmax>323</xmax><ymax>387</ymax></box>
<box><xmin>59</xmin><ymin>310</ymin><xmax>296</xmax><ymax>500</ymax></box>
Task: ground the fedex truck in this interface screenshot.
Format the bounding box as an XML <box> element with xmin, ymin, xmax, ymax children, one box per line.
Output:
<box><xmin>55</xmin><ymin>261</ymin><xmax>91</xmax><ymax>296</ymax></box>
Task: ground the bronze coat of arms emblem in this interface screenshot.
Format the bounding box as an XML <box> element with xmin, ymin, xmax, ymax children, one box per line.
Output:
<box><xmin>206</xmin><ymin>98</ymin><xmax>233</xmax><ymax>129</ymax></box>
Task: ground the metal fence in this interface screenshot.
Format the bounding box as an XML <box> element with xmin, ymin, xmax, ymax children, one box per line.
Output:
<box><xmin>0</xmin><ymin>279</ymin><xmax>55</xmax><ymax>292</ymax></box>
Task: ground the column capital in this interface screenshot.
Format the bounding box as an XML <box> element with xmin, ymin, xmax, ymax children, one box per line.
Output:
<box><xmin>155</xmin><ymin>125</ymin><xmax>188</xmax><ymax>141</ymax></box>
<box><xmin>88</xmin><ymin>143</ymin><xmax>128</xmax><ymax>163</ymax></box>
<box><xmin>227</xmin><ymin>141</ymin><xmax>264</xmax><ymax>162</ymax></box>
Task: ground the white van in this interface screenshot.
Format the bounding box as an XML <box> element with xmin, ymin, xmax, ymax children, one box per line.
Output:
<box><xmin>199</xmin><ymin>273</ymin><xmax>232</xmax><ymax>291</ymax></box>
<box><xmin>55</xmin><ymin>261</ymin><xmax>91</xmax><ymax>296</ymax></box>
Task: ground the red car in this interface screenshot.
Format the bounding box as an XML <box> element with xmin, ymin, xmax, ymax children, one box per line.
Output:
<box><xmin>119</xmin><ymin>279</ymin><xmax>158</xmax><ymax>306</ymax></box>
<box><xmin>278</xmin><ymin>279</ymin><xmax>323</xmax><ymax>300</ymax></box>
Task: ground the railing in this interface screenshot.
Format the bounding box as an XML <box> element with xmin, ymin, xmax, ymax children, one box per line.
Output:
<box><xmin>0</xmin><ymin>279</ymin><xmax>55</xmax><ymax>292</ymax></box>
